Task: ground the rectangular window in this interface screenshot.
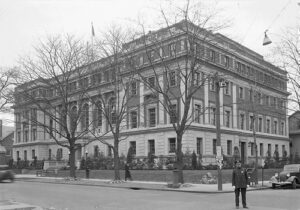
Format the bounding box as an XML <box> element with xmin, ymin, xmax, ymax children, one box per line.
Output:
<box><xmin>17</xmin><ymin>131</ymin><xmax>21</xmax><ymax>143</ymax></box>
<box><xmin>32</xmin><ymin>149</ymin><xmax>35</xmax><ymax>159</ymax></box>
<box><xmin>96</xmin><ymin>104</ymin><xmax>102</xmax><ymax>127</ymax></box>
<box><xmin>194</xmin><ymin>104</ymin><xmax>201</xmax><ymax>123</ymax></box>
<box><xmin>280</xmin><ymin>122</ymin><xmax>285</xmax><ymax>135</ymax></box>
<box><xmin>266</xmin><ymin>96</ymin><xmax>270</xmax><ymax>106</ymax></box>
<box><xmin>224</xmin><ymin>55</ymin><xmax>229</xmax><ymax>68</ymax></box>
<box><xmin>251</xmin><ymin>143</ymin><xmax>255</xmax><ymax>156</ymax></box>
<box><xmin>227</xmin><ymin>140</ymin><xmax>232</xmax><ymax>155</ymax></box>
<box><xmin>273</xmin><ymin>97</ymin><xmax>277</xmax><ymax>108</ymax></box>
<box><xmin>268</xmin><ymin>144</ymin><xmax>271</xmax><ymax>155</ymax></box>
<box><xmin>213</xmin><ymin>139</ymin><xmax>217</xmax><ymax>155</ymax></box>
<box><xmin>147</xmin><ymin>76</ymin><xmax>156</xmax><ymax>89</ymax></box>
<box><xmin>249</xmin><ymin>89</ymin><xmax>253</xmax><ymax>102</ymax></box>
<box><xmin>211</xmin><ymin>107</ymin><xmax>216</xmax><ymax>125</ymax></box>
<box><xmin>249</xmin><ymin>115</ymin><xmax>254</xmax><ymax>131</ymax></box>
<box><xmin>258</xmin><ymin>117</ymin><xmax>263</xmax><ymax>132</ymax></box>
<box><xmin>149</xmin><ymin>108</ymin><xmax>156</xmax><ymax>127</ymax></box>
<box><xmin>24</xmin><ymin>130</ymin><xmax>29</xmax><ymax>142</ymax></box>
<box><xmin>49</xmin><ymin>118</ymin><xmax>53</xmax><ymax>138</ymax></box>
<box><xmin>130</xmin><ymin>111</ymin><xmax>138</xmax><ymax>129</ymax></box>
<box><xmin>239</xmin><ymin>87</ymin><xmax>244</xmax><ymax>99</ymax></box>
<box><xmin>131</xmin><ymin>82</ymin><xmax>137</xmax><ymax>95</ymax></box>
<box><xmin>224</xmin><ymin>82</ymin><xmax>230</xmax><ymax>95</ymax></box>
<box><xmin>169</xmin><ymin>43</ymin><xmax>176</xmax><ymax>57</ymax></box>
<box><xmin>196</xmin><ymin>138</ymin><xmax>203</xmax><ymax>155</ymax></box>
<box><xmin>130</xmin><ymin>141</ymin><xmax>136</xmax><ymax>155</ymax></box>
<box><xmin>48</xmin><ymin>149</ymin><xmax>52</xmax><ymax>160</ymax></box>
<box><xmin>260</xmin><ymin>143</ymin><xmax>264</xmax><ymax>157</ymax></box>
<box><xmin>169</xmin><ymin>138</ymin><xmax>176</xmax><ymax>153</ymax></box>
<box><xmin>225</xmin><ymin>110</ymin><xmax>230</xmax><ymax>128</ymax></box>
<box><xmin>240</xmin><ymin>113</ymin><xmax>245</xmax><ymax>130</ymax></box>
<box><xmin>169</xmin><ymin>71</ymin><xmax>176</xmax><ymax>87</ymax></box>
<box><xmin>274</xmin><ymin>121</ymin><xmax>278</xmax><ymax>134</ymax></box>
<box><xmin>148</xmin><ymin>140</ymin><xmax>155</xmax><ymax>155</ymax></box>
<box><xmin>209</xmin><ymin>49</ymin><xmax>216</xmax><ymax>62</ymax></box>
<box><xmin>94</xmin><ymin>146</ymin><xmax>99</xmax><ymax>158</ymax></box>
<box><xmin>107</xmin><ymin>146</ymin><xmax>112</xmax><ymax>157</ymax></box>
<box><xmin>194</xmin><ymin>72</ymin><xmax>201</xmax><ymax>86</ymax></box>
<box><xmin>17</xmin><ymin>151</ymin><xmax>20</xmax><ymax>160</ymax></box>
<box><xmin>169</xmin><ymin>104</ymin><xmax>177</xmax><ymax>124</ymax></box>
<box><xmin>24</xmin><ymin>150</ymin><xmax>27</xmax><ymax>161</ymax></box>
<box><xmin>104</xmin><ymin>71</ymin><xmax>110</xmax><ymax>82</ymax></box>
<box><xmin>275</xmin><ymin>144</ymin><xmax>278</xmax><ymax>151</ymax></box>
<box><xmin>267</xmin><ymin>119</ymin><xmax>270</xmax><ymax>133</ymax></box>
<box><xmin>32</xmin><ymin>128</ymin><xmax>37</xmax><ymax>141</ymax></box>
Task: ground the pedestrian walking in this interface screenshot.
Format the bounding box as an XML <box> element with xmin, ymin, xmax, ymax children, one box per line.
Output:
<box><xmin>125</xmin><ymin>163</ymin><xmax>132</xmax><ymax>181</ymax></box>
<box><xmin>232</xmin><ymin>160</ymin><xmax>249</xmax><ymax>209</ymax></box>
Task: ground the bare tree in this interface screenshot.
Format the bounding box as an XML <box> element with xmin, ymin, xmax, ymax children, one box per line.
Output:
<box><xmin>273</xmin><ymin>27</ymin><xmax>300</xmax><ymax>112</ymax></box>
<box><xmin>88</xmin><ymin>25</ymin><xmax>137</xmax><ymax>181</ymax></box>
<box><xmin>16</xmin><ymin>34</ymin><xmax>93</xmax><ymax>178</ymax></box>
<box><xmin>131</xmin><ymin>0</ymin><xmax>229</xmax><ymax>183</ymax></box>
<box><xmin>0</xmin><ymin>67</ymin><xmax>19</xmax><ymax>114</ymax></box>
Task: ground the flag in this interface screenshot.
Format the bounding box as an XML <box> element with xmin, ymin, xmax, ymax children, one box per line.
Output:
<box><xmin>91</xmin><ymin>22</ymin><xmax>95</xmax><ymax>37</ymax></box>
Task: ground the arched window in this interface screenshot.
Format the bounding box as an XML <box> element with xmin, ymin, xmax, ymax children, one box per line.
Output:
<box><xmin>81</xmin><ymin>103</ymin><xmax>89</xmax><ymax>131</ymax></box>
<box><xmin>94</xmin><ymin>145</ymin><xmax>99</xmax><ymax>157</ymax></box>
<box><xmin>95</xmin><ymin>101</ymin><xmax>102</xmax><ymax>128</ymax></box>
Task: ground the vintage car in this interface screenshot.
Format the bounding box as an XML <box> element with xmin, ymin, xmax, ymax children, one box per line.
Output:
<box><xmin>0</xmin><ymin>165</ymin><xmax>15</xmax><ymax>183</ymax></box>
<box><xmin>270</xmin><ymin>164</ymin><xmax>300</xmax><ymax>189</ymax></box>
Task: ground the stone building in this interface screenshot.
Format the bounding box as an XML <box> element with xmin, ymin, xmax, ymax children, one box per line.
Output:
<box><xmin>13</xmin><ymin>21</ymin><xmax>289</xmax><ymax>167</ymax></box>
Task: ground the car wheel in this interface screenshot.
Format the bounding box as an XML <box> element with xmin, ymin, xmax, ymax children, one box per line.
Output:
<box><xmin>292</xmin><ymin>180</ymin><xmax>297</xmax><ymax>189</ymax></box>
<box><xmin>272</xmin><ymin>183</ymin><xmax>276</xmax><ymax>189</ymax></box>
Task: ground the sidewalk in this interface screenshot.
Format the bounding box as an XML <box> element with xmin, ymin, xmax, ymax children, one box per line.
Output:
<box><xmin>0</xmin><ymin>174</ymin><xmax>271</xmax><ymax>209</ymax></box>
<box><xmin>15</xmin><ymin>174</ymin><xmax>271</xmax><ymax>193</ymax></box>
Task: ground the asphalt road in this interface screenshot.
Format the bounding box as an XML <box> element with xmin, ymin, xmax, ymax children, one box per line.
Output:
<box><xmin>0</xmin><ymin>181</ymin><xmax>300</xmax><ymax>210</ymax></box>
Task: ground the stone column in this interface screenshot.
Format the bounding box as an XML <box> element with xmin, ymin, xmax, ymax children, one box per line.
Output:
<box><xmin>139</xmin><ymin>82</ymin><xmax>145</xmax><ymax>127</ymax></box>
<box><xmin>158</xmin><ymin>76</ymin><xmax>164</xmax><ymax>125</ymax></box>
<box><xmin>232</xmin><ymin>84</ymin><xmax>237</xmax><ymax>129</ymax></box>
<box><xmin>118</xmin><ymin>88</ymin><xmax>126</xmax><ymax>130</ymax></box>
<box><xmin>204</xmin><ymin>80</ymin><xmax>209</xmax><ymax>124</ymax></box>
<box><xmin>220</xmin><ymin>87</ymin><xmax>224</xmax><ymax>126</ymax></box>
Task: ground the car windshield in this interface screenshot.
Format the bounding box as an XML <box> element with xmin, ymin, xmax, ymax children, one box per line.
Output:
<box><xmin>283</xmin><ymin>165</ymin><xmax>300</xmax><ymax>172</ymax></box>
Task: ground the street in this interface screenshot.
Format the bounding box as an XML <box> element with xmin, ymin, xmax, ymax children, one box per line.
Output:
<box><xmin>0</xmin><ymin>181</ymin><xmax>300</xmax><ymax>210</ymax></box>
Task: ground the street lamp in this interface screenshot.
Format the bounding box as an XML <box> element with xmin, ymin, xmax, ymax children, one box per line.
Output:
<box><xmin>215</xmin><ymin>73</ymin><xmax>226</xmax><ymax>191</ymax></box>
<box><xmin>263</xmin><ymin>30</ymin><xmax>272</xmax><ymax>46</ymax></box>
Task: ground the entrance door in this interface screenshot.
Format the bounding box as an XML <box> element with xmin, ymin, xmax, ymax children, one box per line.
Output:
<box><xmin>241</xmin><ymin>142</ymin><xmax>246</xmax><ymax>164</ymax></box>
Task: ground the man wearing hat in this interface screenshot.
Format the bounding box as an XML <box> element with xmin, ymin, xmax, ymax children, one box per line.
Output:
<box><xmin>232</xmin><ymin>160</ymin><xmax>249</xmax><ymax>209</ymax></box>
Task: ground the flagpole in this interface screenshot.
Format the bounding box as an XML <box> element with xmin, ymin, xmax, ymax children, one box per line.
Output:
<box><xmin>91</xmin><ymin>22</ymin><xmax>95</xmax><ymax>61</ymax></box>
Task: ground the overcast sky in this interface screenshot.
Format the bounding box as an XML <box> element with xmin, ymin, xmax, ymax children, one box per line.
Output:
<box><xmin>0</xmin><ymin>0</ymin><xmax>299</xmax><ymax>125</ymax></box>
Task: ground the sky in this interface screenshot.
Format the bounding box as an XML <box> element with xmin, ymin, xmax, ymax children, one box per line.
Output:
<box><xmin>0</xmin><ymin>0</ymin><xmax>299</xmax><ymax>125</ymax></box>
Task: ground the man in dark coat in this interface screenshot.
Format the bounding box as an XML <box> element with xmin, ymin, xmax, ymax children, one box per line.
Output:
<box><xmin>125</xmin><ymin>163</ymin><xmax>132</xmax><ymax>181</ymax></box>
<box><xmin>232</xmin><ymin>160</ymin><xmax>249</xmax><ymax>209</ymax></box>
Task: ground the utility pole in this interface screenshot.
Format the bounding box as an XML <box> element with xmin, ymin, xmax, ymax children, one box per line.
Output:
<box><xmin>251</xmin><ymin>115</ymin><xmax>258</xmax><ymax>185</ymax></box>
<box><xmin>215</xmin><ymin>74</ymin><xmax>222</xmax><ymax>191</ymax></box>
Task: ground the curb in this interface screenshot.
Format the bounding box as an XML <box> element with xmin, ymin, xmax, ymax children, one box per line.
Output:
<box><xmin>15</xmin><ymin>177</ymin><xmax>271</xmax><ymax>194</ymax></box>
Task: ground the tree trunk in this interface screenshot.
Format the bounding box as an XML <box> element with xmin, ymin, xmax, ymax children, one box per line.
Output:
<box><xmin>176</xmin><ymin>133</ymin><xmax>184</xmax><ymax>184</ymax></box>
<box><xmin>69</xmin><ymin>145</ymin><xmax>76</xmax><ymax>178</ymax></box>
<box><xmin>113</xmin><ymin>148</ymin><xmax>120</xmax><ymax>180</ymax></box>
